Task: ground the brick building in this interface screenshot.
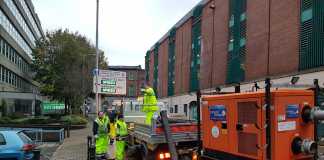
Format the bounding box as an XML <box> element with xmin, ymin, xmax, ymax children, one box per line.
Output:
<box><xmin>104</xmin><ymin>65</ymin><xmax>145</xmax><ymax>109</ymax></box>
<box><xmin>145</xmin><ymin>0</ymin><xmax>324</xmax><ymax>119</ymax></box>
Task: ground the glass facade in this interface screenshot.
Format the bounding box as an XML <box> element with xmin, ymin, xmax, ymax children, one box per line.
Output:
<box><xmin>17</xmin><ymin>0</ymin><xmax>42</xmax><ymax>38</ymax></box>
<box><xmin>0</xmin><ymin>37</ymin><xmax>30</xmax><ymax>73</ymax></box>
<box><xmin>0</xmin><ymin>9</ymin><xmax>32</xmax><ymax>58</ymax></box>
<box><xmin>4</xmin><ymin>0</ymin><xmax>36</xmax><ymax>46</ymax></box>
<box><xmin>0</xmin><ymin>64</ymin><xmax>33</xmax><ymax>92</ymax></box>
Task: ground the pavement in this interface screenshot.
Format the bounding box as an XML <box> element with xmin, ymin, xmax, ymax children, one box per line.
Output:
<box><xmin>39</xmin><ymin>143</ymin><xmax>60</xmax><ymax>160</ymax></box>
<box><xmin>49</xmin><ymin>123</ymin><xmax>116</xmax><ymax>160</ymax></box>
<box><xmin>50</xmin><ymin>124</ymin><xmax>91</xmax><ymax>160</ymax></box>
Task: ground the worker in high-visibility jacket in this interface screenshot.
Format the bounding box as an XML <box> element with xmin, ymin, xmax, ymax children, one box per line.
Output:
<box><xmin>108</xmin><ymin>109</ymin><xmax>117</xmax><ymax>145</ymax></box>
<box><xmin>93</xmin><ymin>111</ymin><xmax>110</xmax><ymax>158</ymax></box>
<box><xmin>115</xmin><ymin>114</ymin><xmax>128</xmax><ymax>160</ymax></box>
<box><xmin>141</xmin><ymin>84</ymin><xmax>159</xmax><ymax>125</ymax></box>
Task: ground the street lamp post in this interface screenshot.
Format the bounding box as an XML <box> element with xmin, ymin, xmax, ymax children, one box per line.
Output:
<box><xmin>95</xmin><ymin>0</ymin><xmax>100</xmax><ymax>114</ymax></box>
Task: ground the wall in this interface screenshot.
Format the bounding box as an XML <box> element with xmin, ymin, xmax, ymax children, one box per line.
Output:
<box><xmin>158</xmin><ymin>39</ymin><xmax>169</xmax><ymax>97</ymax></box>
<box><xmin>245</xmin><ymin>0</ymin><xmax>269</xmax><ymax>80</ymax></box>
<box><xmin>269</xmin><ymin>0</ymin><xmax>300</xmax><ymax>76</ymax></box>
<box><xmin>181</xmin><ymin>20</ymin><xmax>192</xmax><ymax>94</ymax></box>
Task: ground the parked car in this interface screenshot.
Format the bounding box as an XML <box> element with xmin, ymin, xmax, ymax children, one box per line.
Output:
<box><xmin>0</xmin><ymin>130</ymin><xmax>38</xmax><ymax>160</ymax></box>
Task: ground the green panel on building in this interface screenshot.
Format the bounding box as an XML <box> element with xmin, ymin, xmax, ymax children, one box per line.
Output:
<box><xmin>168</xmin><ymin>28</ymin><xmax>176</xmax><ymax>96</ymax></box>
<box><xmin>153</xmin><ymin>43</ymin><xmax>159</xmax><ymax>95</ymax></box>
<box><xmin>145</xmin><ymin>51</ymin><xmax>150</xmax><ymax>82</ymax></box>
<box><xmin>190</xmin><ymin>20</ymin><xmax>201</xmax><ymax>92</ymax></box>
<box><xmin>299</xmin><ymin>0</ymin><xmax>324</xmax><ymax>70</ymax></box>
<box><xmin>226</xmin><ymin>0</ymin><xmax>247</xmax><ymax>84</ymax></box>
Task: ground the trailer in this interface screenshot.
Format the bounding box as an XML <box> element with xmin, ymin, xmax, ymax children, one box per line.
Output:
<box><xmin>123</xmin><ymin>102</ymin><xmax>199</xmax><ymax>160</ymax></box>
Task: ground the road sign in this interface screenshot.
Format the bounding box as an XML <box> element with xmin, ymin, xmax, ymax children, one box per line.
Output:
<box><xmin>93</xmin><ymin>70</ymin><xmax>126</xmax><ymax>95</ymax></box>
<box><xmin>42</xmin><ymin>102</ymin><xmax>65</xmax><ymax>114</ymax></box>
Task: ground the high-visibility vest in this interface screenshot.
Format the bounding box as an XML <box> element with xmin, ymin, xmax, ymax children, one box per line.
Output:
<box><xmin>143</xmin><ymin>87</ymin><xmax>159</xmax><ymax>112</ymax></box>
<box><xmin>115</xmin><ymin>120</ymin><xmax>128</xmax><ymax>137</ymax></box>
<box><xmin>109</xmin><ymin>122</ymin><xmax>116</xmax><ymax>138</ymax></box>
<box><xmin>95</xmin><ymin>116</ymin><xmax>109</xmax><ymax>135</ymax></box>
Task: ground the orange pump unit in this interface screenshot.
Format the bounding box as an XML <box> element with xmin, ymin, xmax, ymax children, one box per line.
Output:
<box><xmin>201</xmin><ymin>89</ymin><xmax>320</xmax><ymax>160</ymax></box>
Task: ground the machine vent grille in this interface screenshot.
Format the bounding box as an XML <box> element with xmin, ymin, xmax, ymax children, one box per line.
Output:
<box><xmin>238</xmin><ymin>101</ymin><xmax>258</xmax><ymax>124</ymax></box>
<box><xmin>238</xmin><ymin>132</ymin><xmax>258</xmax><ymax>156</ymax></box>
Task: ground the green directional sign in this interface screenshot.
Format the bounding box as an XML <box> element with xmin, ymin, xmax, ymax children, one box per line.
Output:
<box><xmin>101</xmin><ymin>86</ymin><xmax>116</xmax><ymax>93</ymax></box>
<box><xmin>42</xmin><ymin>102</ymin><xmax>65</xmax><ymax>114</ymax></box>
<box><xmin>101</xmin><ymin>79</ymin><xmax>116</xmax><ymax>85</ymax></box>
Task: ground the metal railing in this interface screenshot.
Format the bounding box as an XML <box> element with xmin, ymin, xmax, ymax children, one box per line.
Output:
<box><xmin>0</xmin><ymin>127</ymin><xmax>65</xmax><ymax>144</ymax></box>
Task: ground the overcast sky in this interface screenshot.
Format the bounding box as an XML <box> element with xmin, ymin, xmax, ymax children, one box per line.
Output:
<box><xmin>31</xmin><ymin>0</ymin><xmax>201</xmax><ymax>67</ymax></box>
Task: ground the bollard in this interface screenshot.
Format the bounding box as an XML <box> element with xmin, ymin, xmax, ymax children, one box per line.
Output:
<box><xmin>67</xmin><ymin>123</ymin><xmax>70</xmax><ymax>138</ymax></box>
<box><xmin>87</xmin><ymin>136</ymin><xmax>96</xmax><ymax>160</ymax></box>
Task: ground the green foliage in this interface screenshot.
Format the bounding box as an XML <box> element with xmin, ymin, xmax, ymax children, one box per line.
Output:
<box><xmin>60</xmin><ymin>115</ymin><xmax>88</xmax><ymax>125</ymax></box>
<box><xmin>0</xmin><ymin>116</ymin><xmax>87</xmax><ymax>125</ymax></box>
<box><xmin>0</xmin><ymin>117</ymin><xmax>11</xmax><ymax>124</ymax></box>
<box><xmin>32</xmin><ymin>29</ymin><xmax>108</xmax><ymax>112</ymax></box>
<box><xmin>0</xmin><ymin>99</ymin><xmax>7</xmax><ymax>116</ymax></box>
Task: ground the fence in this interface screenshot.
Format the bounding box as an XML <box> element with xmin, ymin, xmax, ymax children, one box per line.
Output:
<box><xmin>0</xmin><ymin>127</ymin><xmax>65</xmax><ymax>144</ymax></box>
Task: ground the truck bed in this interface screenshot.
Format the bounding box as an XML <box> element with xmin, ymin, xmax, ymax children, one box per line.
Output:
<box><xmin>130</xmin><ymin>120</ymin><xmax>198</xmax><ymax>145</ymax></box>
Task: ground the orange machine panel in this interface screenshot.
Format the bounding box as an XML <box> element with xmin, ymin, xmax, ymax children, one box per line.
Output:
<box><xmin>202</xmin><ymin>90</ymin><xmax>315</xmax><ymax>160</ymax></box>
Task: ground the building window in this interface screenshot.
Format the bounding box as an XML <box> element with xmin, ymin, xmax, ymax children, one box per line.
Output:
<box><xmin>174</xmin><ymin>105</ymin><xmax>178</xmax><ymax>113</ymax></box>
<box><xmin>0</xmin><ymin>36</ymin><xmax>30</xmax><ymax>73</ymax></box>
<box><xmin>0</xmin><ymin>65</ymin><xmax>2</xmax><ymax>82</ymax></box>
<box><xmin>170</xmin><ymin>107</ymin><xmax>174</xmax><ymax>113</ymax></box>
<box><xmin>184</xmin><ymin>104</ymin><xmax>188</xmax><ymax>116</ymax></box>
<box><xmin>128</xmin><ymin>85</ymin><xmax>136</xmax><ymax>97</ymax></box>
<box><xmin>299</xmin><ymin>0</ymin><xmax>324</xmax><ymax>70</ymax></box>
<box><xmin>17</xmin><ymin>0</ymin><xmax>42</xmax><ymax>38</ymax></box>
<box><xmin>128</xmin><ymin>72</ymin><xmax>136</xmax><ymax>80</ymax></box>
<box><xmin>226</xmin><ymin>0</ymin><xmax>247</xmax><ymax>84</ymax></box>
<box><xmin>4</xmin><ymin>0</ymin><xmax>36</xmax><ymax>46</ymax></box>
<box><xmin>0</xmin><ymin>9</ymin><xmax>33</xmax><ymax>57</ymax></box>
<box><xmin>301</xmin><ymin>8</ymin><xmax>313</xmax><ymax>22</ymax></box>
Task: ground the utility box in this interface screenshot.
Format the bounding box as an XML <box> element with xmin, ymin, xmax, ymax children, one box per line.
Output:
<box><xmin>201</xmin><ymin>90</ymin><xmax>316</xmax><ymax>160</ymax></box>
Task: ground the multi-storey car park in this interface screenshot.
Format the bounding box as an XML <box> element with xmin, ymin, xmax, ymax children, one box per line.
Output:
<box><xmin>0</xmin><ymin>0</ymin><xmax>44</xmax><ymax>116</ymax></box>
<box><xmin>144</xmin><ymin>0</ymin><xmax>324</xmax><ymax>120</ymax></box>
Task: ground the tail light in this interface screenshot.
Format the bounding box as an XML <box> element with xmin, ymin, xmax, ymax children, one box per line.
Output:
<box><xmin>158</xmin><ymin>152</ymin><xmax>171</xmax><ymax>159</ymax></box>
<box><xmin>159</xmin><ymin>153</ymin><xmax>165</xmax><ymax>159</ymax></box>
<box><xmin>165</xmin><ymin>152</ymin><xmax>171</xmax><ymax>158</ymax></box>
<box><xmin>22</xmin><ymin>144</ymin><xmax>35</xmax><ymax>152</ymax></box>
<box><xmin>192</xmin><ymin>153</ymin><xmax>198</xmax><ymax>160</ymax></box>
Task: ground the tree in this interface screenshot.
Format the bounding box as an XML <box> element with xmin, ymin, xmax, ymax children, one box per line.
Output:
<box><xmin>32</xmin><ymin>29</ymin><xmax>108</xmax><ymax>114</ymax></box>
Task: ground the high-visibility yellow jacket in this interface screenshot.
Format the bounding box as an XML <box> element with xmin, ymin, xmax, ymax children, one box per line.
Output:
<box><xmin>94</xmin><ymin>116</ymin><xmax>109</xmax><ymax>155</ymax></box>
<box><xmin>109</xmin><ymin>122</ymin><xmax>116</xmax><ymax>138</ymax></box>
<box><xmin>142</xmin><ymin>87</ymin><xmax>159</xmax><ymax>112</ymax></box>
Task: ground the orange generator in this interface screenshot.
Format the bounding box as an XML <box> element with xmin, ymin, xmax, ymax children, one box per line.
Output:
<box><xmin>200</xmin><ymin>81</ymin><xmax>323</xmax><ymax>160</ymax></box>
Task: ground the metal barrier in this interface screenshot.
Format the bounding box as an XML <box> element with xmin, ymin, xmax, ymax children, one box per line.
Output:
<box><xmin>0</xmin><ymin>127</ymin><xmax>65</xmax><ymax>144</ymax></box>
